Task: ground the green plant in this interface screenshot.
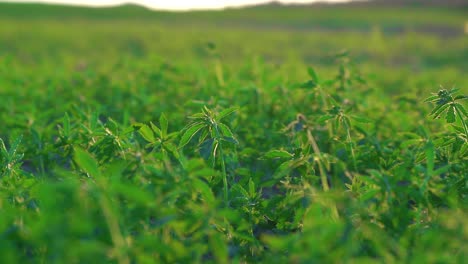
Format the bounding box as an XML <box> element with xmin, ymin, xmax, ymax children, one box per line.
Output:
<box><xmin>1</xmin><ymin>4</ymin><xmax>467</xmax><ymax>263</ymax></box>
<box><xmin>133</xmin><ymin>113</ymin><xmax>181</xmax><ymax>171</ymax></box>
<box><xmin>179</xmin><ymin>106</ymin><xmax>238</xmax><ymax>206</ymax></box>
<box><xmin>0</xmin><ymin>136</ymin><xmax>24</xmax><ymax>178</ymax></box>
<box><xmin>425</xmin><ymin>87</ymin><xmax>468</xmax><ymax>141</ymax></box>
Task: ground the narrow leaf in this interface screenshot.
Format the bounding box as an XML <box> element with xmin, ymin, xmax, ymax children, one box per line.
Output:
<box><xmin>150</xmin><ymin>122</ymin><xmax>162</xmax><ymax>138</ymax></box>
<box><xmin>217</xmin><ymin>107</ymin><xmax>238</xmax><ymax>121</ymax></box>
<box><xmin>179</xmin><ymin>123</ymin><xmax>206</xmax><ymax>149</ymax></box>
<box><xmin>317</xmin><ymin>115</ymin><xmax>334</xmax><ymax>124</ymax></box>
<box><xmin>454</xmin><ymin>95</ymin><xmax>468</xmax><ymax>101</ymax></box>
<box><xmin>424</xmin><ymin>95</ymin><xmax>439</xmax><ymax>102</ymax></box>
<box><xmin>248</xmin><ymin>178</ymin><xmax>256</xmax><ymax>198</ymax></box>
<box><xmin>430</xmin><ymin>103</ymin><xmax>450</xmax><ymax>119</ymax></box>
<box><xmin>160</xmin><ymin>113</ymin><xmax>168</xmax><ymax>137</ymax></box>
<box><xmin>138</xmin><ymin>124</ymin><xmax>155</xmax><ymax>143</ymax></box>
<box><xmin>193</xmin><ymin>179</ymin><xmax>215</xmax><ymax>204</ymax></box>
<box><xmin>264</xmin><ymin>150</ymin><xmax>293</xmax><ymax>159</ymax></box>
<box><xmin>221</xmin><ymin>137</ymin><xmax>239</xmax><ymax>145</ymax></box>
<box><xmin>63</xmin><ymin>113</ymin><xmax>71</xmax><ymax>137</ymax></box>
<box><xmin>218</xmin><ymin>122</ymin><xmax>235</xmax><ymax>138</ymax></box>
<box><xmin>307</xmin><ymin>67</ymin><xmax>320</xmax><ymax>83</ymax></box>
<box><xmin>454</xmin><ymin>103</ymin><xmax>468</xmax><ymax>118</ymax></box>
<box><xmin>350</xmin><ymin>115</ymin><xmax>372</xmax><ymax>123</ymax></box>
<box><xmin>74</xmin><ymin>148</ymin><xmax>100</xmax><ymax>177</ymax></box>
<box><xmin>445</xmin><ymin>107</ymin><xmax>455</xmax><ymax>123</ymax></box>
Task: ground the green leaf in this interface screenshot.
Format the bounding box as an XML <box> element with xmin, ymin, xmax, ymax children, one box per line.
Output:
<box><xmin>248</xmin><ymin>178</ymin><xmax>256</xmax><ymax>198</ymax></box>
<box><xmin>274</xmin><ymin>160</ymin><xmax>294</xmax><ymax>179</ymax></box>
<box><xmin>189</xmin><ymin>112</ymin><xmax>205</xmax><ymax>119</ymax></box>
<box><xmin>400</xmin><ymin>139</ymin><xmax>423</xmax><ymax>149</ymax></box>
<box><xmin>262</xmin><ymin>234</ymin><xmax>292</xmax><ymax>250</ymax></box>
<box><xmin>218</xmin><ymin>122</ymin><xmax>235</xmax><ymax>138</ymax></box>
<box><xmin>454</xmin><ymin>103</ymin><xmax>468</xmax><ymax>118</ymax></box>
<box><xmin>235</xmin><ymin>184</ymin><xmax>249</xmax><ymax>198</ymax></box>
<box><xmin>0</xmin><ymin>138</ymin><xmax>7</xmax><ymax>158</ymax></box>
<box><xmin>150</xmin><ymin>122</ymin><xmax>162</xmax><ymax>138</ymax></box>
<box><xmin>433</xmin><ymin>165</ymin><xmax>450</xmax><ymax>176</ymax></box>
<box><xmin>434</xmin><ymin>137</ymin><xmax>455</xmax><ymax>148</ymax></box>
<box><xmin>307</xmin><ymin>66</ymin><xmax>320</xmax><ymax>83</ymax></box>
<box><xmin>445</xmin><ymin>107</ymin><xmax>455</xmax><ymax>123</ymax></box>
<box><xmin>217</xmin><ymin>107</ymin><xmax>238</xmax><ymax>121</ymax></box>
<box><xmin>350</xmin><ymin>115</ymin><xmax>372</xmax><ymax>123</ymax></box>
<box><xmin>317</xmin><ymin>114</ymin><xmax>334</xmax><ymax>124</ymax></box>
<box><xmin>74</xmin><ymin>148</ymin><xmax>100</xmax><ymax>177</ymax></box>
<box><xmin>179</xmin><ymin>123</ymin><xmax>206</xmax><ymax>149</ymax></box>
<box><xmin>166</xmin><ymin>131</ymin><xmax>179</xmax><ymax>140</ymax></box>
<box><xmin>209</xmin><ymin>233</ymin><xmax>228</xmax><ymax>264</ymax></box>
<box><xmin>452</xmin><ymin>125</ymin><xmax>465</xmax><ymax>134</ymax></box>
<box><xmin>454</xmin><ymin>95</ymin><xmax>468</xmax><ymax>101</ymax></box>
<box><xmin>342</xmin><ymin>116</ymin><xmax>351</xmax><ymax>130</ymax></box>
<box><xmin>360</xmin><ymin>189</ymin><xmax>379</xmax><ymax>202</ymax></box>
<box><xmin>8</xmin><ymin>135</ymin><xmax>23</xmax><ymax>158</ymax></box>
<box><xmin>193</xmin><ymin>179</ymin><xmax>215</xmax><ymax>204</ymax></box>
<box><xmin>132</xmin><ymin>122</ymin><xmax>144</xmax><ymax>130</ymax></box>
<box><xmin>221</xmin><ymin>137</ymin><xmax>239</xmax><ymax>145</ymax></box>
<box><xmin>264</xmin><ymin>150</ymin><xmax>293</xmax><ymax>159</ymax></box>
<box><xmin>159</xmin><ymin>113</ymin><xmax>168</xmax><ymax>137</ymax></box>
<box><xmin>63</xmin><ymin>113</ymin><xmax>71</xmax><ymax>137</ymax></box>
<box><xmin>138</xmin><ymin>124</ymin><xmax>155</xmax><ymax>143</ymax></box>
<box><xmin>430</xmin><ymin>103</ymin><xmax>450</xmax><ymax>119</ymax></box>
<box><xmin>164</xmin><ymin>142</ymin><xmax>180</xmax><ymax>159</ymax></box>
<box><xmin>300</xmin><ymin>80</ymin><xmax>317</xmax><ymax>89</ymax></box>
<box><xmin>199</xmin><ymin>138</ymin><xmax>214</xmax><ymax>160</ymax></box>
<box><xmin>424</xmin><ymin>95</ymin><xmax>439</xmax><ymax>102</ymax></box>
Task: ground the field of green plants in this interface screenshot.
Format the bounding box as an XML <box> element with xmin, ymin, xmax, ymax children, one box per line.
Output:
<box><xmin>0</xmin><ymin>2</ymin><xmax>467</xmax><ymax>263</ymax></box>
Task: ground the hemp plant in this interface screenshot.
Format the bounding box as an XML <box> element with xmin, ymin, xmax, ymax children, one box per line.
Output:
<box><xmin>318</xmin><ymin>105</ymin><xmax>360</xmax><ymax>170</ymax></box>
<box><xmin>0</xmin><ymin>136</ymin><xmax>24</xmax><ymax>178</ymax></box>
<box><xmin>133</xmin><ymin>113</ymin><xmax>180</xmax><ymax>171</ymax></box>
<box><xmin>179</xmin><ymin>106</ymin><xmax>238</xmax><ymax>206</ymax></box>
<box><xmin>425</xmin><ymin>87</ymin><xmax>468</xmax><ymax>142</ymax></box>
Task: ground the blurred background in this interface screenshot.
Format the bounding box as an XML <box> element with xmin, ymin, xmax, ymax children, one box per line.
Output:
<box><xmin>0</xmin><ymin>0</ymin><xmax>467</xmax><ymax>98</ymax></box>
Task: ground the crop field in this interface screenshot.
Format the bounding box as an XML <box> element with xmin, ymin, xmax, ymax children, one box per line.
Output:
<box><xmin>0</xmin><ymin>2</ymin><xmax>467</xmax><ymax>263</ymax></box>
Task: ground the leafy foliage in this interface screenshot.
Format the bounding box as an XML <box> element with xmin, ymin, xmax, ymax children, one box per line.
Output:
<box><xmin>0</xmin><ymin>4</ymin><xmax>467</xmax><ymax>264</ymax></box>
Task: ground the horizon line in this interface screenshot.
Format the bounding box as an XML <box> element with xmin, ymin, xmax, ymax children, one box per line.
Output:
<box><xmin>0</xmin><ymin>0</ymin><xmax>358</xmax><ymax>11</ymax></box>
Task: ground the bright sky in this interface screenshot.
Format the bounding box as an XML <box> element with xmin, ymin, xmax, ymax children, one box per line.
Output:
<box><xmin>8</xmin><ymin>0</ymin><xmax>353</xmax><ymax>10</ymax></box>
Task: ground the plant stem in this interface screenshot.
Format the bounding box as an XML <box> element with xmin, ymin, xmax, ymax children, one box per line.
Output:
<box><xmin>318</xmin><ymin>86</ymin><xmax>333</xmax><ymax>137</ymax></box>
<box><xmin>346</xmin><ymin>128</ymin><xmax>358</xmax><ymax>171</ymax></box>
<box><xmin>98</xmin><ymin>191</ymin><xmax>129</xmax><ymax>264</ymax></box>
<box><xmin>306</xmin><ymin>129</ymin><xmax>330</xmax><ymax>191</ymax></box>
<box><xmin>306</xmin><ymin>129</ymin><xmax>339</xmax><ymax>220</ymax></box>
<box><xmin>218</xmin><ymin>142</ymin><xmax>229</xmax><ymax>206</ymax></box>
<box><xmin>213</xmin><ymin>123</ymin><xmax>229</xmax><ymax>206</ymax></box>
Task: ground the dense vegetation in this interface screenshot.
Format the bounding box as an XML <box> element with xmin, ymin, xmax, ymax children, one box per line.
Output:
<box><xmin>0</xmin><ymin>2</ymin><xmax>467</xmax><ymax>263</ymax></box>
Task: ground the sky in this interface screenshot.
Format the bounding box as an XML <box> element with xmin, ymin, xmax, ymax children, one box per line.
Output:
<box><xmin>7</xmin><ymin>0</ymin><xmax>353</xmax><ymax>10</ymax></box>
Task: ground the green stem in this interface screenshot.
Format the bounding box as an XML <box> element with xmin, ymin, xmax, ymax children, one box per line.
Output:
<box><xmin>213</xmin><ymin>123</ymin><xmax>229</xmax><ymax>206</ymax></box>
<box><xmin>161</xmin><ymin>149</ymin><xmax>173</xmax><ymax>174</ymax></box>
<box><xmin>218</xmin><ymin>142</ymin><xmax>229</xmax><ymax>206</ymax></box>
<box><xmin>96</xmin><ymin>183</ymin><xmax>129</xmax><ymax>264</ymax></box>
<box><xmin>306</xmin><ymin>129</ymin><xmax>339</xmax><ymax>220</ymax></box>
<box><xmin>318</xmin><ymin>86</ymin><xmax>333</xmax><ymax>137</ymax></box>
<box><xmin>346</xmin><ymin>128</ymin><xmax>357</xmax><ymax>171</ymax></box>
<box><xmin>306</xmin><ymin>129</ymin><xmax>330</xmax><ymax>191</ymax></box>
